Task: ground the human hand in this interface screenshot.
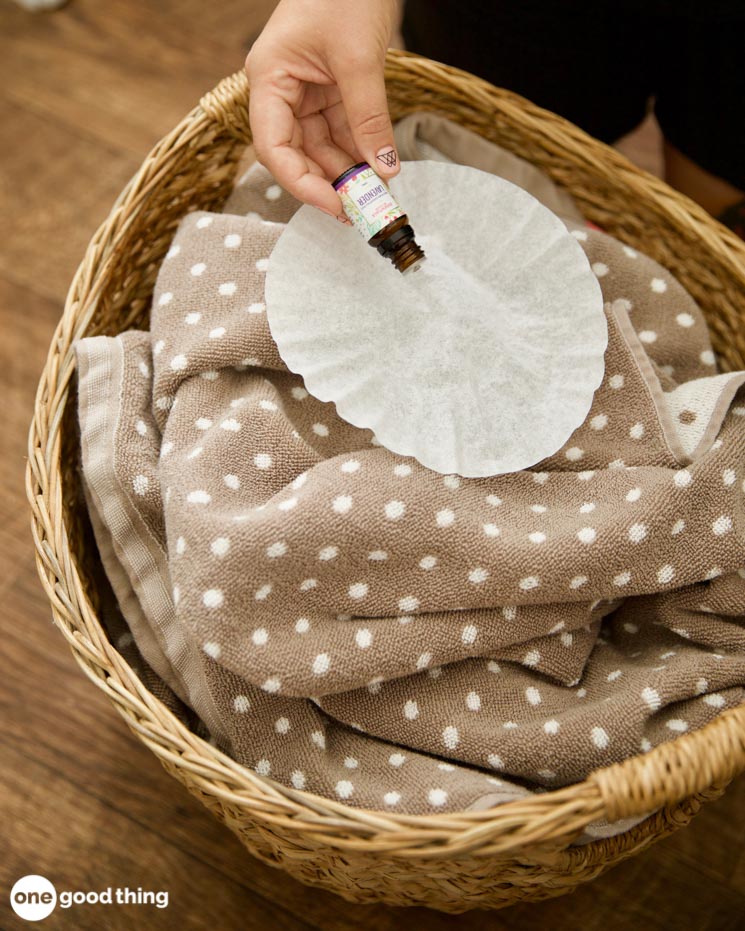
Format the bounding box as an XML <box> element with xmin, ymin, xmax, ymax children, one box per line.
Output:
<box><xmin>245</xmin><ymin>0</ymin><xmax>400</xmax><ymax>220</ymax></box>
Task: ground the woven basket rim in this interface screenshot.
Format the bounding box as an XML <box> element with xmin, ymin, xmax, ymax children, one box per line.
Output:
<box><xmin>26</xmin><ymin>51</ymin><xmax>745</xmax><ymax>859</ymax></box>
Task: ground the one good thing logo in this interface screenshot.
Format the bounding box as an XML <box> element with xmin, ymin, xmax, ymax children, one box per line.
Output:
<box><xmin>9</xmin><ymin>876</ymin><xmax>56</xmax><ymax>921</ymax></box>
<box><xmin>10</xmin><ymin>875</ymin><xmax>169</xmax><ymax>921</ymax></box>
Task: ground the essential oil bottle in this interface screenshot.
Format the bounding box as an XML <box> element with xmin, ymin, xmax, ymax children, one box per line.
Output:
<box><xmin>332</xmin><ymin>162</ymin><xmax>426</xmax><ymax>274</ymax></box>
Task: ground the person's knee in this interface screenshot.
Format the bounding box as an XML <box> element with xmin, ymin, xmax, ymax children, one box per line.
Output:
<box><xmin>662</xmin><ymin>140</ymin><xmax>745</xmax><ymax>218</ymax></box>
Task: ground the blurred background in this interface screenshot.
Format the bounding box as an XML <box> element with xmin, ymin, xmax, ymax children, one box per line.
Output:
<box><xmin>1</xmin><ymin>2</ymin><xmax>741</xmax><ymax>929</ymax></box>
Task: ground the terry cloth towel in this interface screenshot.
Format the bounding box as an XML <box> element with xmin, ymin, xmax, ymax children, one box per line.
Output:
<box><xmin>392</xmin><ymin>110</ymin><xmax>585</xmax><ymax>225</ymax></box>
<box><xmin>75</xmin><ymin>143</ymin><xmax>745</xmax><ymax>842</ymax></box>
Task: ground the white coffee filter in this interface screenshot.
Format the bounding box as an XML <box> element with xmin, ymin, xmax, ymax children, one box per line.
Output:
<box><xmin>265</xmin><ymin>161</ymin><xmax>607</xmax><ymax>477</ymax></box>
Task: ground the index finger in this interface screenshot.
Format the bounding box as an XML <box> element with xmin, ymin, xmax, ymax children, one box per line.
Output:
<box><xmin>249</xmin><ymin>80</ymin><xmax>344</xmax><ymax>215</ymax></box>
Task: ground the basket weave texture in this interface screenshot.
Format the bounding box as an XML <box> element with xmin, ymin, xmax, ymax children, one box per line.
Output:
<box><xmin>27</xmin><ymin>51</ymin><xmax>745</xmax><ymax>912</ymax></box>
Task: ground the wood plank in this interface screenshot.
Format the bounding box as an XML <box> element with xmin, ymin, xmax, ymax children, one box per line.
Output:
<box><xmin>0</xmin><ymin>0</ymin><xmax>260</xmax><ymax>158</ymax></box>
<box><xmin>1</xmin><ymin>740</ymin><xmax>318</xmax><ymax>931</ymax></box>
<box><xmin>0</xmin><ymin>98</ymin><xmax>139</xmax><ymax>302</ymax></box>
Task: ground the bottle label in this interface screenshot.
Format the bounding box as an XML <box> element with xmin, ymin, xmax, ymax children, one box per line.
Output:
<box><xmin>333</xmin><ymin>163</ymin><xmax>404</xmax><ymax>240</ymax></box>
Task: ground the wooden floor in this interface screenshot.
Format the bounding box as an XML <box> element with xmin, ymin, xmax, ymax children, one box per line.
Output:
<box><xmin>1</xmin><ymin>2</ymin><xmax>743</xmax><ymax>928</ymax></box>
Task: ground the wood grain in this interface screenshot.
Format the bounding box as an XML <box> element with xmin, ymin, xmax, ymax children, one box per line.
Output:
<box><xmin>0</xmin><ymin>1</ymin><xmax>742</xmax><ymax>928</ymax></box>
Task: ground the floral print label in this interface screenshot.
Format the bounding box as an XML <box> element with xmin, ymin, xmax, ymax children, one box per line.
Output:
<box><xmin>333</xmin><ymin>164</ymin><xmax>404</xmax><ymax>240</ymax></box>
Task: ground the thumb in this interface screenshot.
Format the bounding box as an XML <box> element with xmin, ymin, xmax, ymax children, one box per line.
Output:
<box><xmin>335</xmin><ymin>59</ymin><xmax>399</xmax><ymax>178</ymax></box>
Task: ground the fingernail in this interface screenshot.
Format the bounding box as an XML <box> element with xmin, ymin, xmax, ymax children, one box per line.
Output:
<box><xmin>375</xmin><ymin>146</ymin><xmax>398</xmax><ymax>171</ymax></box>
<box><xmin>336</xmin><ymin>214</ymin><xmax>352</xmax><ymax>225</ymax></box>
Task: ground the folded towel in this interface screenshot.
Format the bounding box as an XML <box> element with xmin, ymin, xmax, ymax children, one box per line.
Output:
<box><xmin>75</xmin><ymin>142</ymin><xmax>745</xmax><ymax>841</ymax></box>
<box><xmin>392</xmin><ymin>110</ymin><xmax>585</xmax><ymax>225</ymax></box>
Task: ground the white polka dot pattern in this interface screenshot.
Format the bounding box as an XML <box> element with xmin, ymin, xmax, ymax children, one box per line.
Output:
<box><xmin>73</xmin><ymin>166</ymin><xmax>745</xmax><ymax>821</ymax></box>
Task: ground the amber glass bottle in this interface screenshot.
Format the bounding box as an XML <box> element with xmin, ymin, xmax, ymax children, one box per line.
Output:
<box><xmin>332</xmin><ymin>162</ymin><xmax>426</xmax><ymax>274</ymax></box>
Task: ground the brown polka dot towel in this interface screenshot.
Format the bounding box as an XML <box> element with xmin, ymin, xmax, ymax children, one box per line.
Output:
<box><xmin>74</xmin><ymin>149</ymin><xmax>745</xmax><ymax>841</ymax></box>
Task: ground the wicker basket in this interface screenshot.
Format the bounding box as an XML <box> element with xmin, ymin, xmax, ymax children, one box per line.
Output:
<box><xmin>27</xmin><ymin>50</ymin><xmax>745</xmax><ymax>913</ymax></box>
